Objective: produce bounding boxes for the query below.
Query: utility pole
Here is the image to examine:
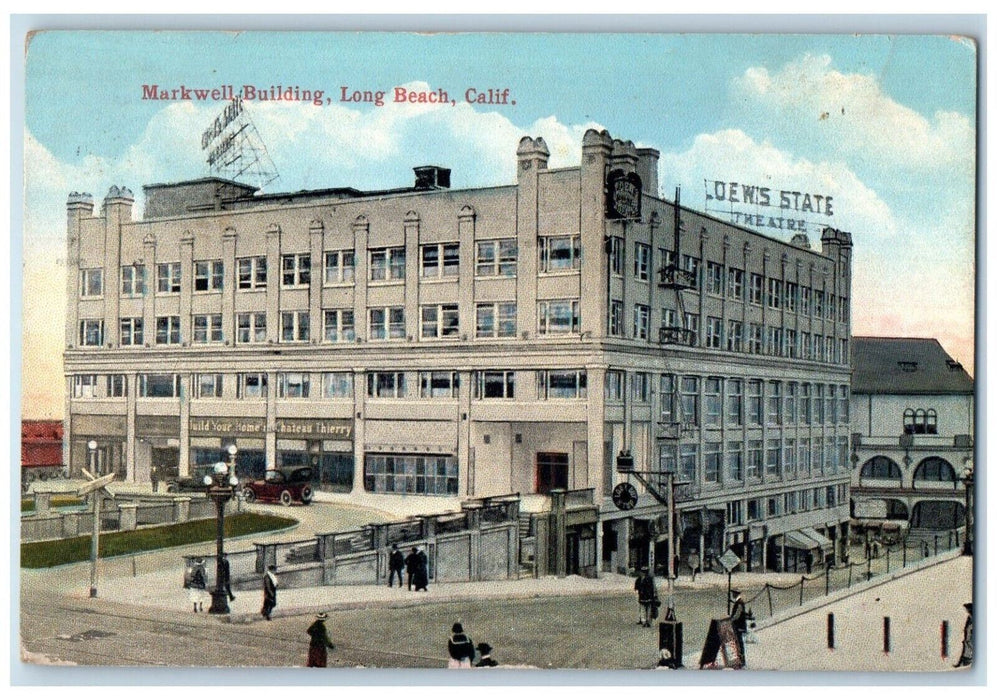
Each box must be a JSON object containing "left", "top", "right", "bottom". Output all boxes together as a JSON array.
[{"left": 77, "top": 469, "right": 116, "bottom": 598}]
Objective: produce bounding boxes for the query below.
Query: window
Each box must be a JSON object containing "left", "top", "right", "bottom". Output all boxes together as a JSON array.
[
  {"left": 73, "top": 374, "right": 98, "bottom": 398},
  {"left": 801, "top": 383, "right": 812, "bottom": 424},
  {"left": 236, "top": 312, "right": 266, "bottom": 343},
  {"left": 237, "top": 256, "right": 267, "bottom": 289},
  {"left": 238, "top": 373, "right": 268, "bottom": 398},
  {"left": 323, "top": 309, "right": 356, "bottom": 342},
  {"left": 727, "top": 268, "right": 744, "bottom": 300},
  {"left": 840, "top": 298, "right": 849, "bottom": 323},
  {"left": 904, "top": 408, "right": 938, "bottom": 435},
  {"left": 684, "top": 313, "right": 699, "bottom": 345},
  {"left": 121, "top": 264, "right": 146, "bottom": 296},
  {"left": 748, "top": 323, "right": 763, "bottom": 354},
  {"left": 828, "top": 295, "right": 837, "bottom": 321},
  {"left": 194, "top": 260, "right": 224, "bottom": 292},
  {"left": 634, "top": 243, "right": 651, "bottom": 281},
  {"left": 705, "top": 442, "right": 722, "bottom": 482},
  {"left": 278, "top": 372, "right": 311, "bottom": 398},
  {"left": 192, "top": 314, "right": 223, "bottom": 344},
  {"left": 364, "top": 454, "right": 458, "bottom": 496},
  {"left": 705, "top": 377, "right": 722, "bottom": 427},
  {"left": 538, "top": 299, "right": 580, "bottom": 335},
  {"left": 320, "top": 372, "right": 353, "bottom": 399},
  {"left": 80, "top": 268, "right": 103, "bottom": 297},
  {"left": 660, "top": 374, "right": 676, "bottom": 422},
  {"left": 727, "top": 441, "right": 743, "bottom": 482},
  {"left": 608, "top": 237, "right": 623, "bottom": 275},
  {"left": 785, "top": 282, "right": 798, "bottom": 312},
  {"left": 727, "top": 320, "right": 743, "bottom": 352},
  {"left": 474, "top": 370, "right": 515, "bottom": 399},
  {"left": 814, "top": 384, "right": 825, "bottom": 424},
  {"left": 812, "top": 438, "right": 823, "bottom": 475},
  {"left": 800, "top": 332, "right": 811, "bottom": 360},
  {"left": 828, "top": 385, "right": 838, "bottom": 424},
  {"left": 767, "top": 278, "right": 783, "bottom": 309},
  {"left": 766, "top": 439, "right": 782, "bottom": 478},
  {"left": 785, "top": 329, "right": 797, "bottom": 358},
  {"left": 747, "top": 440, "right": 762, "bottom": 479},
  {"left": 727, "top": 500, "right": 744, "bottom": 525},
  {"left": 421, "top": 243, "right": 460, "bottom": 278},
  {"left": 800, "top": 287, "right": 811, "bottom": 315},
  {"left": 281, "top": 311, "right": 310, "bottom": 342},
  {"left": 369, "top": 307, "right": 406, "bottom": 341},
  {"left": 840, "top": 338, "right": 849, "bottom": 364},
  {"left": 281, "top": 253, "right": 311, "bottom": 287},
  {"left": 538, "top": 234, "right": 581, "bottom": 272},
  {"left": 680, "top": 376, "right": 699, "bottom": 424},
  {"left": 814, "top": 290, "right": 824, "bottom": 317},
  {"left": 157, "top": 262, "right": 181, "bottom": 294},
  {"left": 633, "top": 304, "right": 650, "bottom": 340},
  {"left": 681, "top": 255, "right": 701, "bottom": 288},
  {"left": 747, "top": 499, "right": 761, "bottom": 521},
  {"left": 605, "top": 370, "right": 624, "bottom": 402},
  {"left": 825, "top": 336, "right": 836, "bottom": 364},
  {"left": 767, "top": 381, "right": 782, "bottom": 425},
  {"left": 705, "top": 316, "right": 722, "bottom": 349},
  {"left": 785, "top": 383, "right": 798, "bottom": 424},
  {"left": 679, "top": 444, "right": 698, "bottom": 482},
  {"left": 106, "top": 375, "right": 126, "bottom": 397},
  {"left": 661, "top": 307, "right": 678, "bottom": 331},
  {"left": 155, "top": 316, "right": 181, "bottom": 345},
  {"left": 658, "top": 444, "right": 677, "bottom": 481},
  {"left": 323, "top": 250, "right": 355, "bottom": 284},
  {"left": 726, "top": 378, "right": 743, "bottom": 425},
  {"left": 476, "top": 302, "right": 516, "bottom": 338},
  {"left": 419, "top": 371, "right": 459, "bottom": 398},
  {"left": 767, "top": 326, "right": 783, "bottom": 356},
  {"left": 195, "top": 373, "right": 224, "bottom": 398},
  {"left": 367, "top": 372, "right": 406, "bottom": 398},
  {"left": 119, "top": 318, "right": 143, "bottom": 346},
  {"left": 799, "top": 438, "right": 810, "bottom": 476},
  {"left": 749, "top": 273, "right": 763, "bottom": 305},
  {"left": 632, "top": 372, "right": 650, "bottom": 403},
  {"left": 767, "top": 497, "right": 782, "bottom": 518},
  {"left": 475, "top": 239, "right": 517, "bottom": 277},
  {"left": 784, "top": 438, "right": 796, "bottom": 477},
  {"left": 369, "top": 247, "right": 406, "bottom": 282},
  {"left": 538, "top": 370, "right": 587, "bottom": 399},
  {"left": 747, "top": 380, "right": 763, "bottom": 426},
  {"left": 706, "top": 261, "right": 724, "bottom": 295},
  {"left": 840, "top": 385, "right": 850, "bottom": 423},
  {"left": 139, "top": 374, "right": 180, "bottom": 398},
  {"left": 421, "top": 304, "right": 460, "bottom": 339},
  {"left": 786, "top": 491, "right": 799, "bottom": 514},
  {"left": 609, "top": 300, "right": 624, "bottom": 336}
]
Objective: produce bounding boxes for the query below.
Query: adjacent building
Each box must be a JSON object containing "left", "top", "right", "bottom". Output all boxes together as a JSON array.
[
  {"left": 849, "top": 337, "right": 974, "bottom": 532},
  {"left": 21, "top": 419, "right": 65, "bottom": 488},
  {"left": 64, "top": 128, "right": 854, "bottom": 574}
]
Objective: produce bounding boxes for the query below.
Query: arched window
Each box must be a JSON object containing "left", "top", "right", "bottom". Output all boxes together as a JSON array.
[
  {"left": 903, "top": 408, "right": 916, "bottom": 434},
  {"left": 913, "top": 457, "right": 956, "bottom": 482},
  {"left": 860, "top": 456, "right": 902, "bottom": 479},
  {"left": 925, "top": 409, "right": 938, "bottom": 435},
  {"left": 884, "top": 499, "right": 909, "bottom": 520}
]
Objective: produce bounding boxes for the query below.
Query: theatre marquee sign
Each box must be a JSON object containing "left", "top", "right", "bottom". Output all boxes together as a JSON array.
[{"left": 704, "top": 179, "right": 836, "bottom": 233}]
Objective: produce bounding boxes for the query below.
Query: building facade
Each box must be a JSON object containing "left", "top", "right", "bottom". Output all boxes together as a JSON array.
[
  {"left": 64, "top": 129, "right": 853, "bottom": 574},
  {"left": 21, "top": 419, "right": 65, "bottom": 489},
  {"left": 849, "top": 337, "right": 974, "bottom": 532}
]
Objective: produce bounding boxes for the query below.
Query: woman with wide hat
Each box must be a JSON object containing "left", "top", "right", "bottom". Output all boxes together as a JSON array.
[{"left": 306, "top": 612, "right": 336, "bottom": 668}]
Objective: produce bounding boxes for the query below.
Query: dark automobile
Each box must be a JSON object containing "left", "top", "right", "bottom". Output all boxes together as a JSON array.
[
  {"left": 165, "top": 465, "right": 213, "bottom": 493},
  {"left": 242, "top": 467, "right": 314, "bottom": 505}
]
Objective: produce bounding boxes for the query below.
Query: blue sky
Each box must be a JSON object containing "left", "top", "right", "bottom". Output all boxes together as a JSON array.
[{"left": 21, "top": 30, "right": 978, "bottom": 417}]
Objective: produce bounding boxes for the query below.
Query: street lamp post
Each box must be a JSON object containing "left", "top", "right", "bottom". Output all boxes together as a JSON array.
[
  {"left": 205, "top": 461, "right": 240, "bottom": 614},
  {"left": 87, "top": 439, "right": 98, "bottom": 476},
  {"left": 961, "top": 464, "right": 974, "bottom": 556}
]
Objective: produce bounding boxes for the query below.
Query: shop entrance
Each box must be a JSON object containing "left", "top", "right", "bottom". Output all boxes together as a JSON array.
[{"left": 536, "top": 452, "right": 569, "bottom": 494}]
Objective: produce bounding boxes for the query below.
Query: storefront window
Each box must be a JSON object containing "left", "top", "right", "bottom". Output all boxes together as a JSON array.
[{"left": 364, "top": 454, "right": 458, "bottom": 495}]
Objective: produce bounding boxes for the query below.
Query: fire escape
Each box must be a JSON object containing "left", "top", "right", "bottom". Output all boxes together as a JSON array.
[{"left": 657, "top": 187, "right": 697, "bottom": 347}]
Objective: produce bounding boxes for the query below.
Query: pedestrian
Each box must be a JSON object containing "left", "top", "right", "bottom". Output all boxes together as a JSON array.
[
  {"left": 474, "top": 642, "right": 498, "bottom": 667},
  {"left": 634, "top": 566, "right": 657, "bottom": 627},
  {"left": 954, "top": 602, "right": 973, "bottom": 668},
  {"left": 405, "top": 547, "right": 420, "bottom": 591},
  {"left": 150, "top": 466, "right": 159, "bottom": 493},
  {"left": 922, "top": 541, "right": 930, "bottom": 558},
  {"left": 729, "top": 589, "right": 748, "bottom": 663},
  {"left": 688, "top": 551, "right": 700, "bottom": 581},
  {"left": 261, "top": 565, "right": 278, "bottom": 620},
  {"left": 218, "top": 554, "right": 235, "bottom": 602},
  {"left": 306, "top": 612, "right": 336, "bottom": 667},
  {"left": 414, "top": 547, "right": 430, "bottom": 592},
  {"left": 186, "top": 558, "right": 207, "bottom": 613},
  {"left": 447, "top": 622, "right": 474, "bottom": 668},
  {"left": 388, "top": 543, "right": 405, "bottom": 588}
]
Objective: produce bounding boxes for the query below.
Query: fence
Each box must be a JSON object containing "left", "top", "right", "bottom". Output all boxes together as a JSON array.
[{"left": 744, "top": 529, "right": 964, "bottom": 621}]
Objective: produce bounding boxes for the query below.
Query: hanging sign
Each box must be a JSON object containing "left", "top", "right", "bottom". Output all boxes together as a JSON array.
[{"left": 606, "top": 170, "right": 642, "bottom": 220}]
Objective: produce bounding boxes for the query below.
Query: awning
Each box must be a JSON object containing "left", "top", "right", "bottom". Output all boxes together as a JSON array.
[
  {"left": 783, "top": 527, "right": 832, "bottom": 551},
  {"left": 800, "top": 527, "right": 833, "bottom": 549}
]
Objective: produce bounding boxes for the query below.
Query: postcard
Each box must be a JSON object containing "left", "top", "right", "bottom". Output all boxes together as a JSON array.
[{"left": 17, "top": 25, "right": 978, "bottom": 679}]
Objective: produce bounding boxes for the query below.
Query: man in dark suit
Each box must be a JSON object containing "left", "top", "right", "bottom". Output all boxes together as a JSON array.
[
  {"left": 404, "top": 547, "right": 420, "bottom": 591},
  {"left": 388, "top": 543, "right": 405, "bottom": 588}
]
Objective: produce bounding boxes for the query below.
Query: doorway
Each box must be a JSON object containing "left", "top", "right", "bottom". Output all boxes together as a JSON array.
[{"left": 536, "top": 452, "right": 569, "bottom": 494}]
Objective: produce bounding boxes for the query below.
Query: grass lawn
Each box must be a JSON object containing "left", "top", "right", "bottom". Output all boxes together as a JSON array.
[
  {"left": 21, "top": 496, "right": 84, "bottom": 513},
  {"left": 21, "top": 512, "right": 297, "bottom": 568}
]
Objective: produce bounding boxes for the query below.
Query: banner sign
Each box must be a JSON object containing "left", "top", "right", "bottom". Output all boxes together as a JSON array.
[{"left": 704, "top": 179, "right": 836, "bottom": 234}]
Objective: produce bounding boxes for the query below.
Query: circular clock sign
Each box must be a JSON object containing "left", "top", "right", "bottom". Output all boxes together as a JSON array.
[{"left": 612, "top": 482, "right": 639, "bottom": 511}]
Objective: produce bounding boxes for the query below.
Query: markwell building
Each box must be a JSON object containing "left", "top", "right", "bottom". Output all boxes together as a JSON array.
[{"left": 64, "top": 129, "right": 853, "bottom": 574}]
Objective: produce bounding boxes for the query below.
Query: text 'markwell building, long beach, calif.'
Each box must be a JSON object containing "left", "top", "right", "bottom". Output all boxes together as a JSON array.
[{"left": 63, "top": 128, "right": 854, "bottom": 575}]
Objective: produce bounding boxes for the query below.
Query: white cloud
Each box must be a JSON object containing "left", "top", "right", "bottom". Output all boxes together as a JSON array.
[{"left": 731, "top": 53, "right": 975, "bottom": 173}]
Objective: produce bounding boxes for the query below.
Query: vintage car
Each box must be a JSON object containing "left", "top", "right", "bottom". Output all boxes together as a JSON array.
[
  {"left": 242, "top": 467, "right": 314, "bottom": 505},
  {"left": 165, "top": 465, "right": 213, "bottom": 493}
]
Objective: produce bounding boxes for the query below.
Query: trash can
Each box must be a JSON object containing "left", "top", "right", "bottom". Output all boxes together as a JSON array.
[{"left": 658, "top": 619, "right": 683, "bottom": 668}]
